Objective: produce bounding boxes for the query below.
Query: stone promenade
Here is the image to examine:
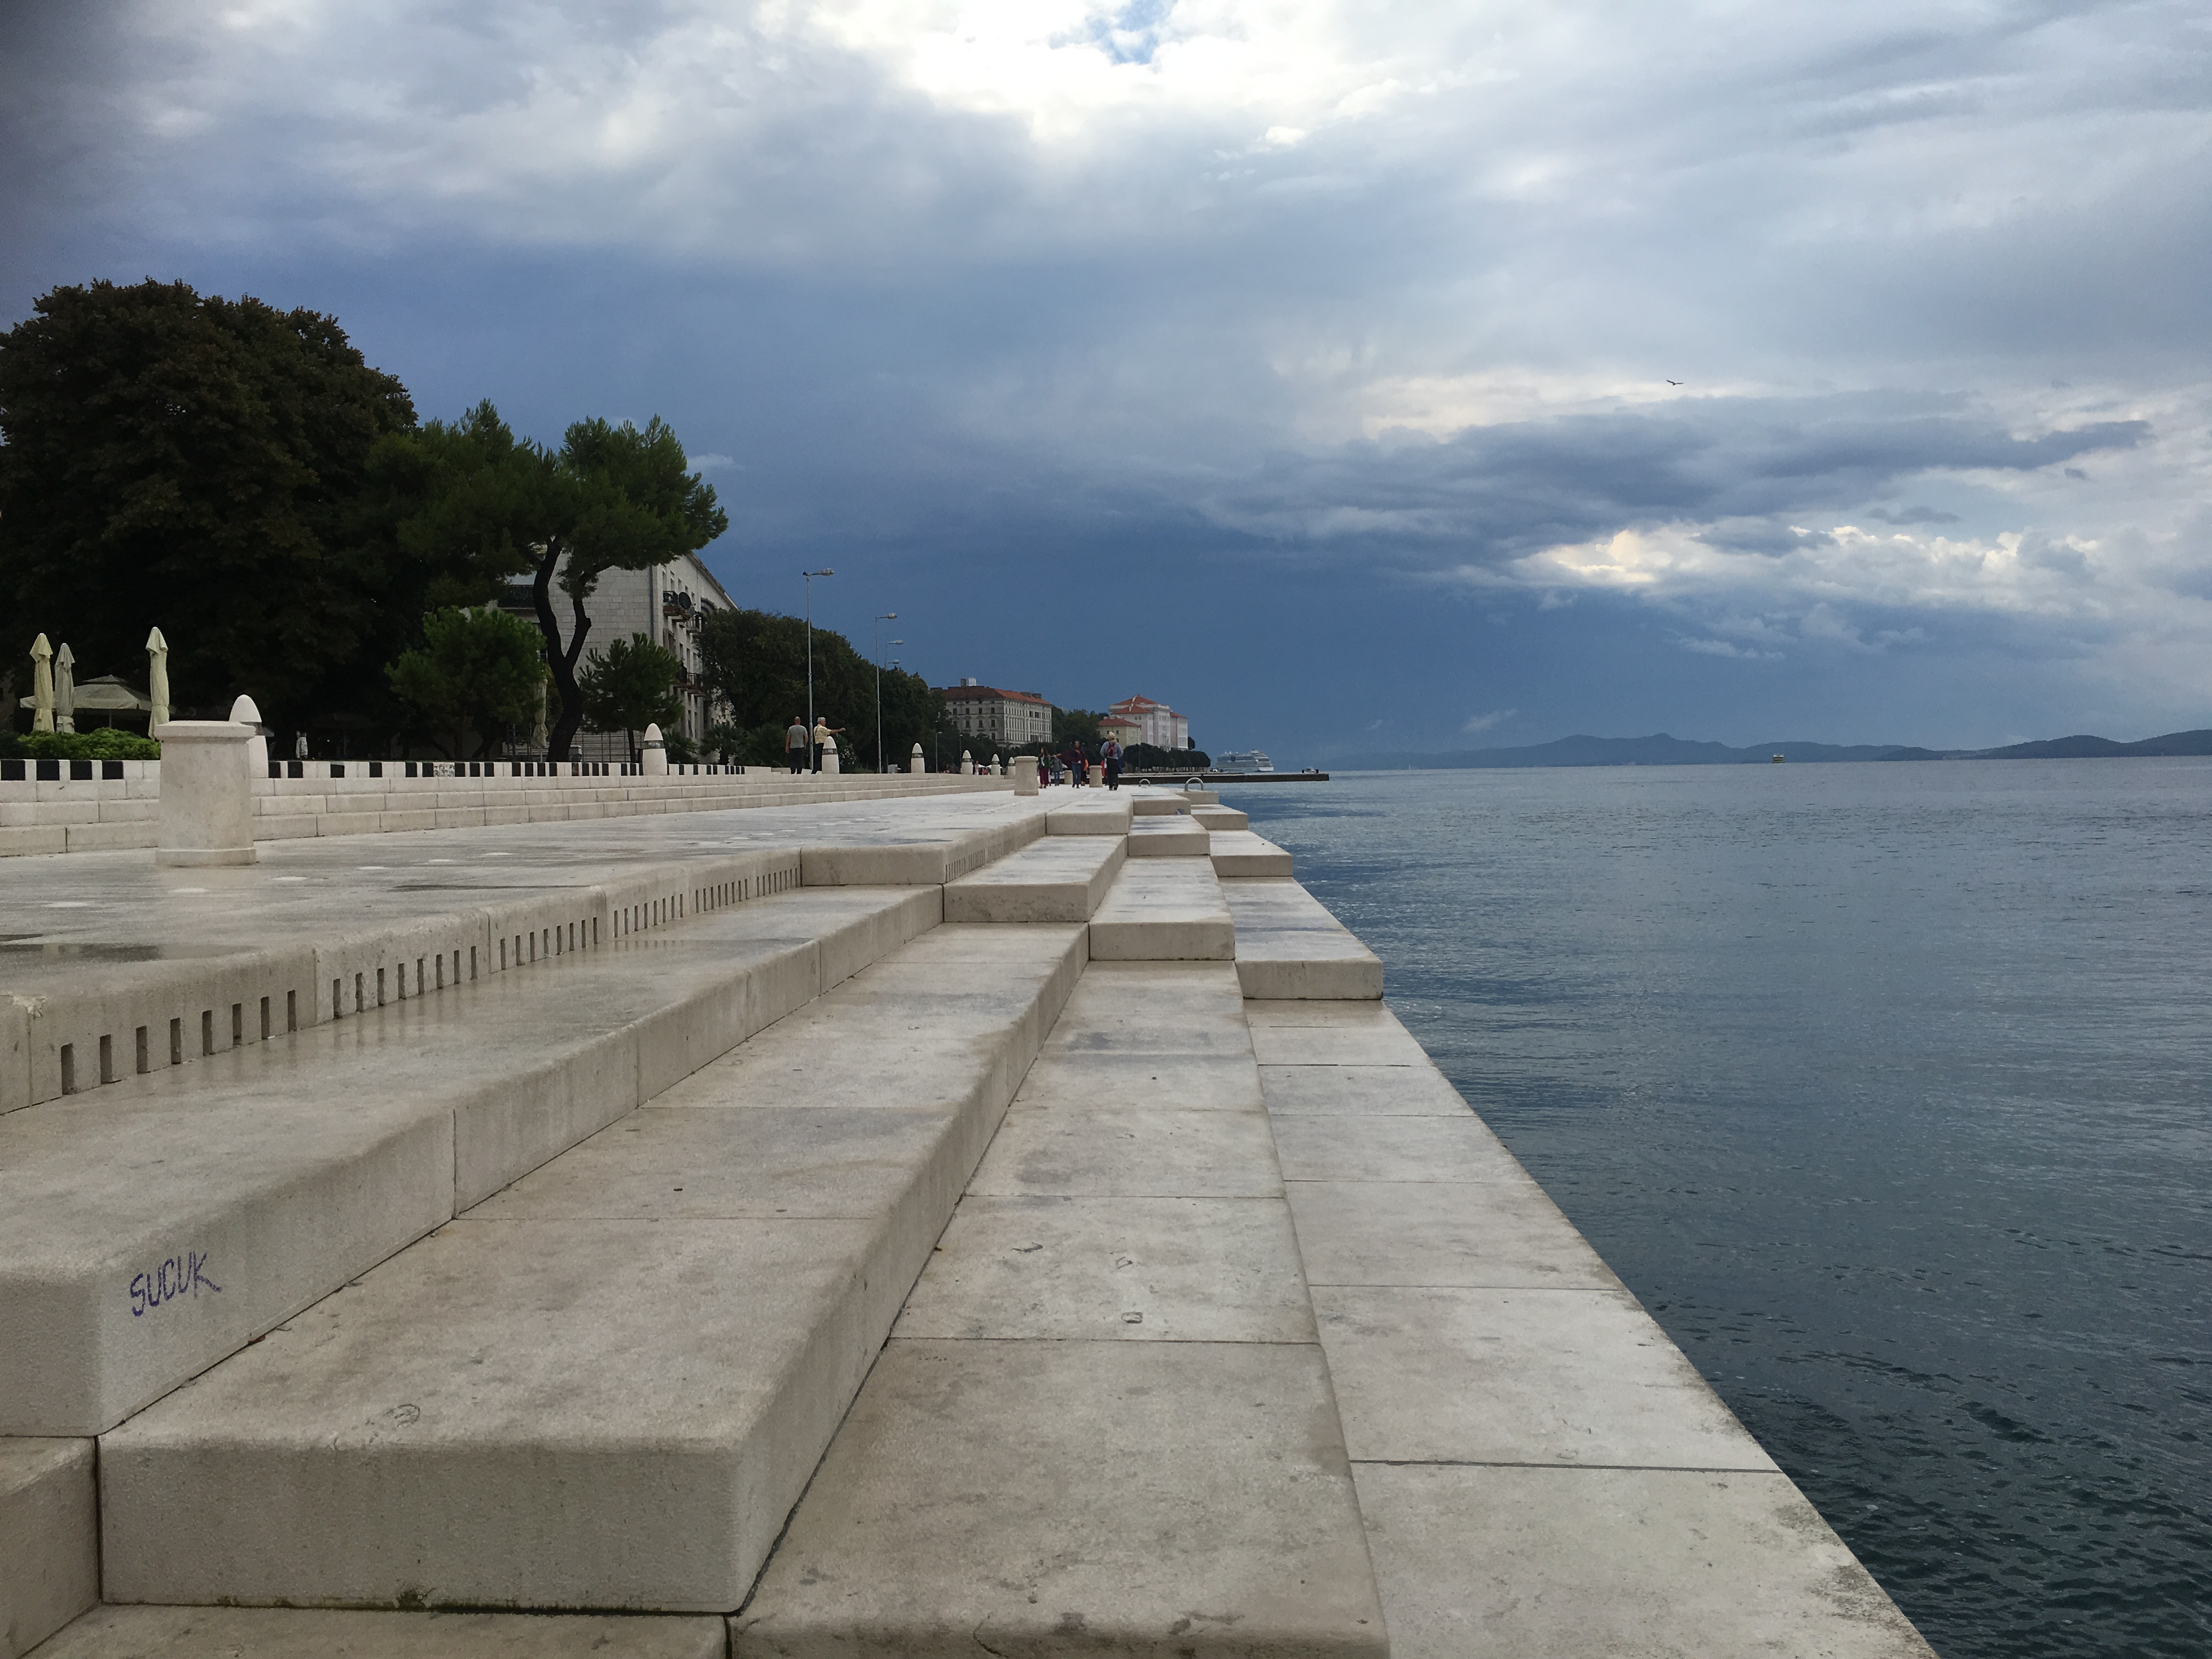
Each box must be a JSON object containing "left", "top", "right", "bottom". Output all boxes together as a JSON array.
[{"left": 1, "top": 787, "right": 1933, "bottom": 1659}]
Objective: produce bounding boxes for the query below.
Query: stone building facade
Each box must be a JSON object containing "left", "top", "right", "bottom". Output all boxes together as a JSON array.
[
  {"left": 939, "top": 679, "right": 1054, "bottom": 751},
  {"left": 1107, "top": 693, "right": 1189, "bottom": 752},
  {"left": 502, "top": 551, "right": 738, "bottom": 761}
]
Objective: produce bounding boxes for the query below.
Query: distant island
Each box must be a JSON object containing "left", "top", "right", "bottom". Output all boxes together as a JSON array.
[{"left": 1364, "top": 729, "right": 2212, "bottom": 769}]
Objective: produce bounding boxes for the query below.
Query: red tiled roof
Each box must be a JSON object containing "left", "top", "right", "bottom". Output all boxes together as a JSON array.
[{"left": 939, "top": 685, "right": 1050, "bottom": 706}]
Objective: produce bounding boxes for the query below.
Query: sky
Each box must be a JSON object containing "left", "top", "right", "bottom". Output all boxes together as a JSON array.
[{"left": 4, "top": 0, "right": 2210, "bottom": 761}]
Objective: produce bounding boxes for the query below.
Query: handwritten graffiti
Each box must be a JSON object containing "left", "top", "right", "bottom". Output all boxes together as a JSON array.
[{"left": 130, "top": 1250, "right": 222, "bottom": 1317}]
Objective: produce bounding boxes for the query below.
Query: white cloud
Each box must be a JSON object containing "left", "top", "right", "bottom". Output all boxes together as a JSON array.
[{"left": 1461, "top": 707, "right": 1515, "bottom": 734}]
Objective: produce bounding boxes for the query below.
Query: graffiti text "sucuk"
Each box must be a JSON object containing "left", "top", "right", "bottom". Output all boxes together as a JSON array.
[{"left": 131, "top": 1251, "right": 222, "bottom": 1317}]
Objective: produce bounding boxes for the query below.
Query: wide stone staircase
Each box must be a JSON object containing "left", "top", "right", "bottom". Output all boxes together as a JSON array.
[
  {"left": 5, "top": 784, "right": 1929, "bottom": 1659},
  {"left": 3, "top": 787, "right": 1365, "bottom": 1657}
]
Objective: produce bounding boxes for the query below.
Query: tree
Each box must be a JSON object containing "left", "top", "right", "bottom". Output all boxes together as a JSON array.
[
  {"left": 378, "top": 403, "right": 726, "bottom": 760},
  {"left": 1052, "top": 707, "right": 1104, "bottom": 750},
  {"left": 385, "top": 606, "right": 546, "bottom": 760},
  {"left": 0, "top": 279, "right": 418, "bottom": 727},
  {"left": 697, "top": 607, "right": 949, "bottom": 772},
  {"left": 578, "top": 633, "right": 682, "bottom": 763}
]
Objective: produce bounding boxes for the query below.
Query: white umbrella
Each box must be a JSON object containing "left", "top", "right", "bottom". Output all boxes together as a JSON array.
[
  {"left": 147, "top": 628, "right": 170, "bottom": 729},
  {"left": 53, "top": 642, "right": 75, "bottom": 735},
  {"left": 30, "top": 634, "right": 53, "bottom": 733}
]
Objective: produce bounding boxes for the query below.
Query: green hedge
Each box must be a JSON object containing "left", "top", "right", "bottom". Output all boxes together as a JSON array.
[{"left": 0, "top": 729, "right": 162, "bottom": 761}]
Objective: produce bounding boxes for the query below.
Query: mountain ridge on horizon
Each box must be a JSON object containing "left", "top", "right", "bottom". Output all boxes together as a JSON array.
[{"left": 1362, "top": 729, "right": 2212, "bottom": 769}]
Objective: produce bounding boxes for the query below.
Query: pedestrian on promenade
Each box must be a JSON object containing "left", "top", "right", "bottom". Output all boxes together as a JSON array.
[
  {"left": 785, "top": 716, "right": 809, "bottom": 774},
  {"left": 811, "top": 717, "right": 843, "bottom": 773},
  {"left": 1101, "top": 736, "right": 1122, "bottom": 790}
]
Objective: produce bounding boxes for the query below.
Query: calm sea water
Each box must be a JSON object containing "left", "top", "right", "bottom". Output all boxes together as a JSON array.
[{"left": 1226, "top": 763, "right": 2212, "bottom": 1659}]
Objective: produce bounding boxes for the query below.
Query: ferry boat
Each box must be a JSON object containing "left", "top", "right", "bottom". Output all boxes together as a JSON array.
[{"left": 1215, "top": 749, "right": 1275, "bottom": 772}]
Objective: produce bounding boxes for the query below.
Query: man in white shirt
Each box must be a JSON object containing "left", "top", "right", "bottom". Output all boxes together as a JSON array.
[{"left": 810, "top": 718, "right": 843, "bottom": 773}]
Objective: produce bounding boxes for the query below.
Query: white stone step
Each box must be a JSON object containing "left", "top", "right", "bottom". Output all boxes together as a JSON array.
[
  {"left": 98, "top": 926, "right": 1089, "bottom": 1613},
  {"left": 1, "top": 793, "right": 1052, "bottom": 1115},
  {"left": 1124, "top": 815, "right": 1209, "bottom": 856},
  {"left": 0, "top": 888, "right": 939, "bottom": 1437},
  {"left": 1189, "top": 804, "right": 1249, "bottom": 831},
  {"left": 941, "top": 835, "right": 1126, "bottom": 923},
  {"left": 1210, "top": 828, "right": 1293, "bottom": 877},
  {"left": 1087, "top": 858, "right": 1235, "bottom": 961},
  {"left": 1251, "top": 1000, "right": 1938, "bottom": 1658},
  {"left": 1043, "top": 798, "right": 1131, "bottom": 835},
  {"left": 0, "top": 1438, "right": 96, "bottom": 1659},
  {"left": 1222, "top": 878, "right": 1383, "bottom": 1000},
  {"left": 736, "top": 963, "right": 1385, "bottom": 1659},
  {"left": 27, "top": 1606, "right": 724, "bottom": 1658},
  {"left": 1126, "top": 789, "right": 1191, "bottom": 816}
]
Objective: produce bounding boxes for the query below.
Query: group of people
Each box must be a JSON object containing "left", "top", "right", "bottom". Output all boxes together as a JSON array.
[
  {"left": 784, "top": 715, "right": 841, "bottom": 773},
  {"left": 1045, "top": 736, "right": 1123, "bottom": 789},
  {"left": 782, "top": 718, "right": 1127, "bottom": 786}
]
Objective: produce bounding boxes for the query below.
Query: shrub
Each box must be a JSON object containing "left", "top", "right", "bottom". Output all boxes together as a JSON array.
[{"left": 0, "top": 728, "right": 162, "bottom": 760}]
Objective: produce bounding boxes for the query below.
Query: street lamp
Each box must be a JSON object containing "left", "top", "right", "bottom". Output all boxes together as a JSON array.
[
  {"left": 802, "top": 568, "right": 834, "bottom": 761},
  {"left": 874, "top": 614, "right": 898, "bottom": 773}
]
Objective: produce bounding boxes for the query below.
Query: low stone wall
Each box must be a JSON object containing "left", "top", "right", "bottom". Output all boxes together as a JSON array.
[{"left": 0, "top": 759, "right": 1007, "bottom": 856}]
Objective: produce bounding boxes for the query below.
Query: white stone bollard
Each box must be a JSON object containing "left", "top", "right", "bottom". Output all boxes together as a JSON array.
[
  {"left": 910, "top": 743, "right": 926, "bottom": 775},
  {"left": 156, "top": 720, "right": 259, "bottom": 866},
  {"left": 642, "top": 723, "right": 669, "bottom": 775},
  {"left": 960, "top": 750, "right": 973, "bottom": 775},
  {"left": 1012, "top": 755, "right": 1039, "bottom": 796},
  {"left": 822, "top": 735, "right": 841, "bottom": 775},
  {"left": 229, "top": 695, "right": 268, "bottom": 777}
]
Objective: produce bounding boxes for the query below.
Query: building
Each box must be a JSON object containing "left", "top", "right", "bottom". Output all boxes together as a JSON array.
[
  {"left": 501, "top": 551, "right": 738, "bottom": 760},
  {"left": 939, "top": 679, "right": 1053, "bottom": 751},
  {"left": 1107, "top": 694, "right": 1189, "bottom": 752}
]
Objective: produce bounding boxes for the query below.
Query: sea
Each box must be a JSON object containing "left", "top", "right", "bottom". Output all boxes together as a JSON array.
[{"left": 1224, "top": 761, "right": 2211, "bottom": 1659}]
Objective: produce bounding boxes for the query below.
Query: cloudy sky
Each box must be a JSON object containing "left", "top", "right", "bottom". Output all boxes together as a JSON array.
[{"left": 5, "top": 0, "right": 2209, "bottom": 759}]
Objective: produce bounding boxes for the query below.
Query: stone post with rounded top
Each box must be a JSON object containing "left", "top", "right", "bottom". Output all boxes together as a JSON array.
[
  {"left": 909, "top": 743, "right": 925, "bottom": 775},
  {"left": 642, "top": 723, "right": 668, "bottom": 775}
]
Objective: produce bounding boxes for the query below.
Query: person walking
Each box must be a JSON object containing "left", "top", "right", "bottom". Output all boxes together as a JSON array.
[
  {"left": 1102, "top": 735, "right": 1122, "bottom": 790},
  {"left": 811, "top": 716, "right": 843, "bottom": 774},
  {"left": 785, "top": 715, "right": 809, "bottom": 774}
]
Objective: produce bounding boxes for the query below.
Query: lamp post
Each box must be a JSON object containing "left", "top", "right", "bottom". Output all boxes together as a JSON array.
[
  {"left": 874, "top": 613, "right": 898, "bottom": 773},
  {"left": 802, "top": 568, "right": 834, "bottom": 752}
]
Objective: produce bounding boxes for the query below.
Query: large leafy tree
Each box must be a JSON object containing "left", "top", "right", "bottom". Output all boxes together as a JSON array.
[
  {"left": 0, "top": 279, "right": 418, "bottom": 725},
  {"left": 696, "top": 606, "right": 953, "bottom": 771},
  {"left": 385, "top": 606, "right": 546, "bottom": 760},
  {"left": 378, "top": 402, "right": 725, "bottom": 760}
]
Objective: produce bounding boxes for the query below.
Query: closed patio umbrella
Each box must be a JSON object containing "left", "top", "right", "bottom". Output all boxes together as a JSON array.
[
  {"left": 147, "top": 628, "right": 170, "bottom": 729},
  {"left": 30, "top": 634, "right": 53, "bottom": 733},
  {"left": 54, "top": 642, "right": 75, "bottom": 734}
]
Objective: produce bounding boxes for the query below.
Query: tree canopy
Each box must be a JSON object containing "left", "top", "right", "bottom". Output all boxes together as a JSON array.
[
  {"left": 376, "top": 402, "right": 725, "bottom": 759},
  {"left": 0, "top": 279, "right": 420, "bottom": 727},
  {"left": 696, "top": 607, "right": 956, "bottom": 771},
  {"left": 578, "top": 632, "right": 682, "bottom": 761},
  {"left": 385, "top": 606, "right": 546, "bottom": 760}
]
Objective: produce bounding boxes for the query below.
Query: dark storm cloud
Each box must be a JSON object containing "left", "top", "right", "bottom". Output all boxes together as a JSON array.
[{"left": 1193, "top": 396, "right": 2150, "bottom": 567}]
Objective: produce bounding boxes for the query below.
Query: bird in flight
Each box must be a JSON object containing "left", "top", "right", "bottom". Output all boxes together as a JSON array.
[{"left": 1665, "top": 379, "right": 1683, "bottom": 386}]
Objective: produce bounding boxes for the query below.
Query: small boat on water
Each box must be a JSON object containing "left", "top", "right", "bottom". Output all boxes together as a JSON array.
[{"left": 1771, "top": 753, "right": 1786, "bottom": 763}]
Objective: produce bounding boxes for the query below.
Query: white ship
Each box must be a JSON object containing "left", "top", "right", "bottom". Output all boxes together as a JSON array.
[{"left": 1215, "top": 749, "right": 1274, "bottom": 772}]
